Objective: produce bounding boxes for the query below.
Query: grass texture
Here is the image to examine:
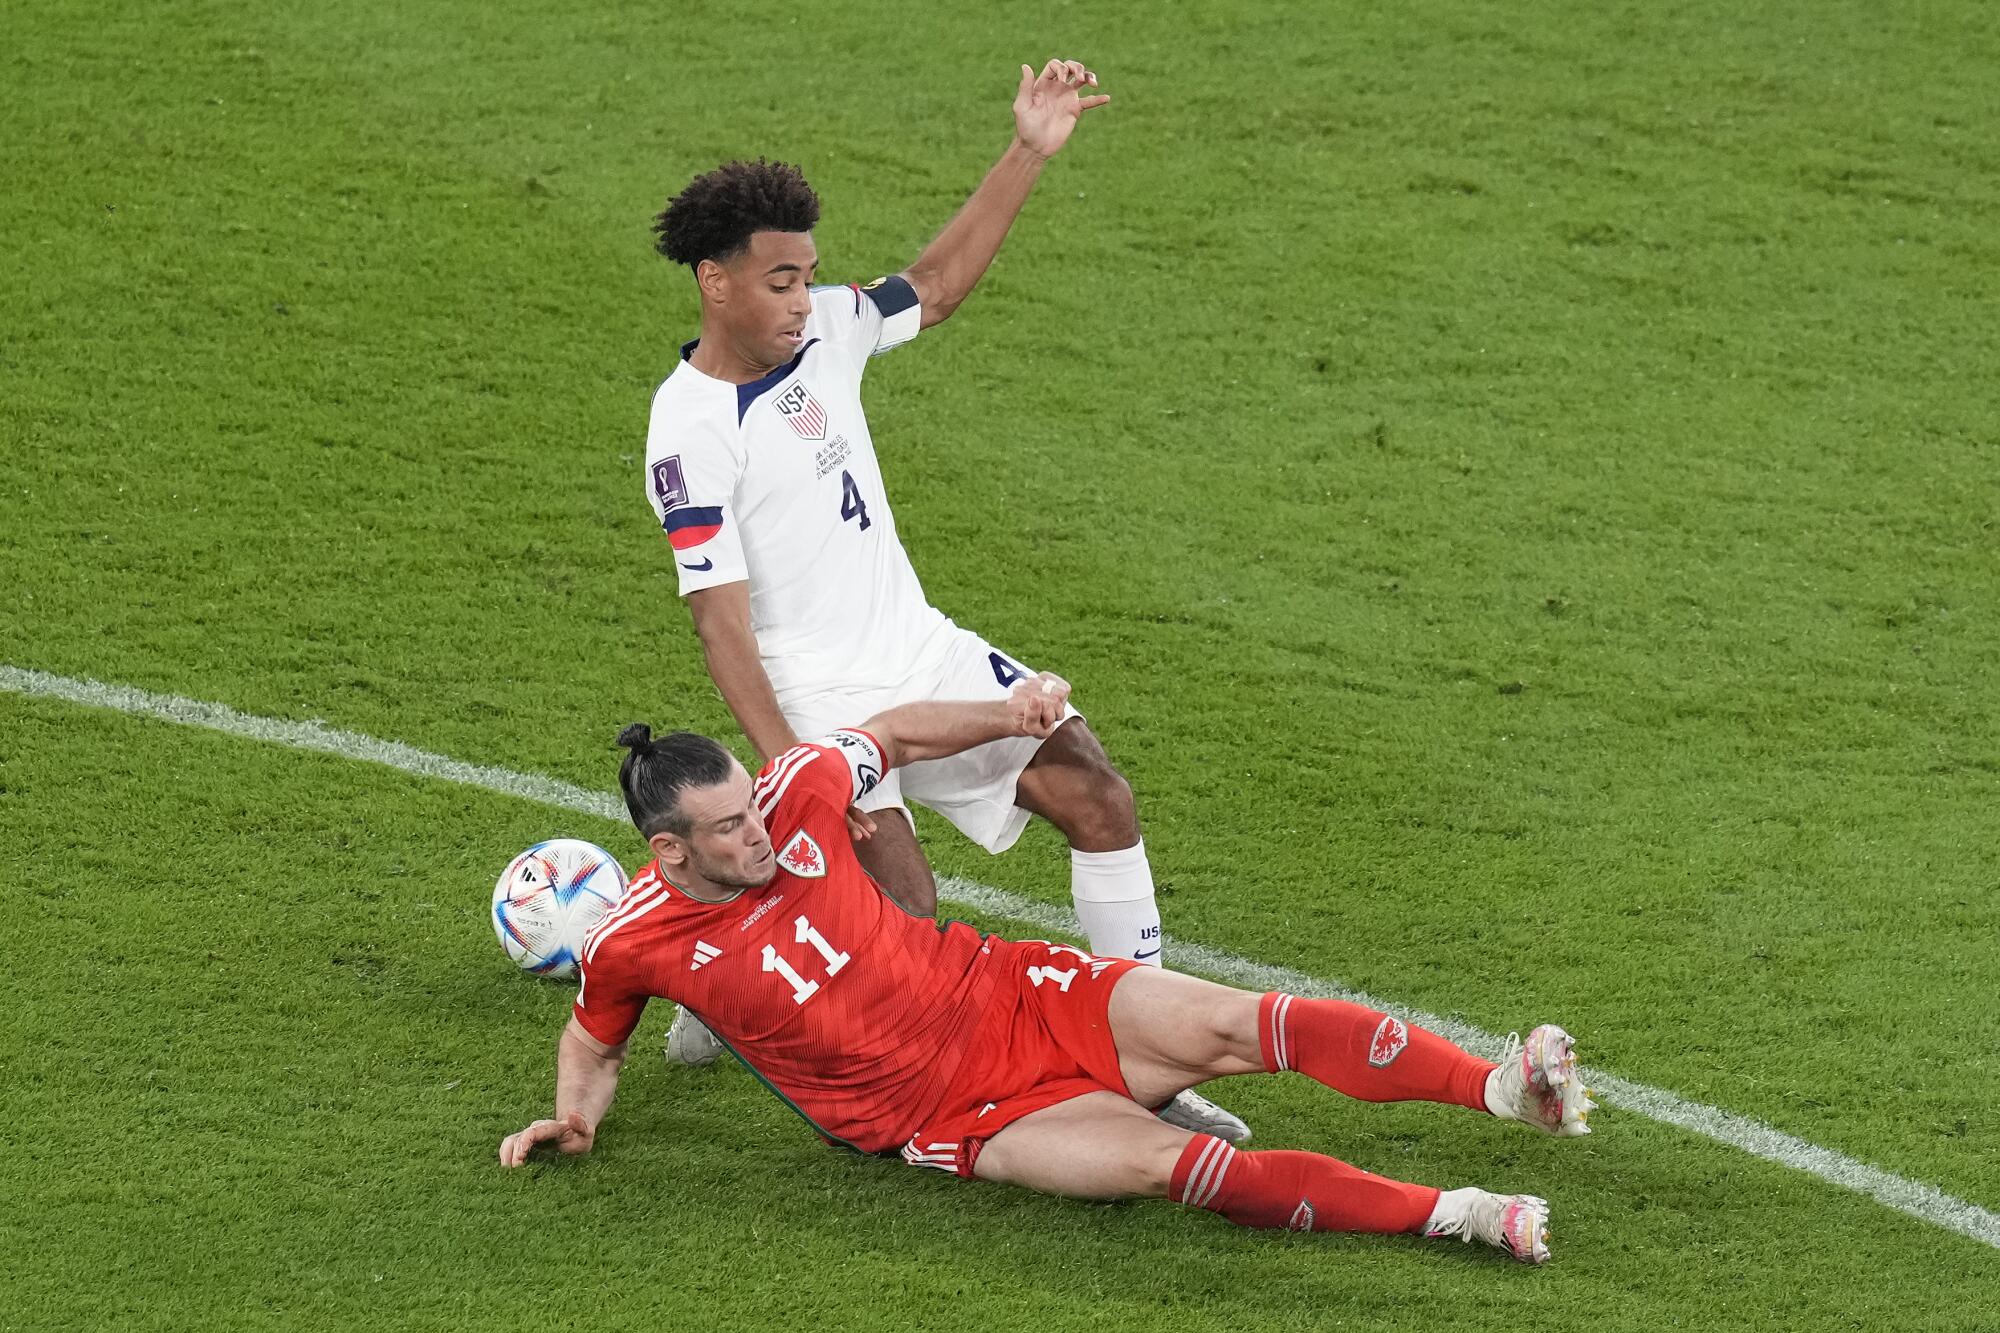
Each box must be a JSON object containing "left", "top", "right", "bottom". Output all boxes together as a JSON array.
[{"left": 5, "top": 1, "right": 1998, "bottom": 1328}]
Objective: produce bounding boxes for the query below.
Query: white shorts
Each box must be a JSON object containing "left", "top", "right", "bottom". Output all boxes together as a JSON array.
[{"left": 778, "top": 628, "right": 1081, "bottom": 854}]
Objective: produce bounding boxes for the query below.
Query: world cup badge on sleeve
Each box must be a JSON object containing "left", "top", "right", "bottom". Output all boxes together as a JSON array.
[{"left": 651, "top": 455, "right": 689, "bottom": 510}]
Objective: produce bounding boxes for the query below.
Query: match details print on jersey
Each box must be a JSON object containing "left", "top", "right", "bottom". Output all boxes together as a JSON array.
[{"left": 640, "top": 277, "right": 944, "bottom": 702}]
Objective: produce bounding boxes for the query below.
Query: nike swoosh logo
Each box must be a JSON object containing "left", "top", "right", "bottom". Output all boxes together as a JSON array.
[
  {"left": 1134, "top": 948, "right": 1162, "bottom": 960},
  {"left": 679, "top": 558, "right": 714, "bottom": 572}
]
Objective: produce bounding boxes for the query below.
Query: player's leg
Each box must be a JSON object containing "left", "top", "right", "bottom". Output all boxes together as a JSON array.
[
  {"left": 1013, "top": 717, "right": 1137, "bottom": 851},
  {"left": 971, "top": 1091, "right": 1188, "bottom": 1199},
  {"left": 1012, "top": 718, "right": 1164, "bottom": 967},
  {"left": 900, "top": 635, "right": 1160, "bottom": 966},
  {"left": 893, "top": 637, "right": 1248, "bottom": 1141},
  {"left": 971, "top": 1090, "right": 1550, "bottom": 1260},
  {"left": 850, "top": 806, "right": 937, "bottom": 916},
  {"left": 1103, "top": 966, "right": 1594, "bottom": 1137},
  {"left": 1004, "top": 722, "right": 1249, "bottom": 1141}
]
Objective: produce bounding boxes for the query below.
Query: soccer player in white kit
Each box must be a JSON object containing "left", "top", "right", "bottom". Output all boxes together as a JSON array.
[{"left": 641, "top": 60, "right": 1245, "bottom": 1140}]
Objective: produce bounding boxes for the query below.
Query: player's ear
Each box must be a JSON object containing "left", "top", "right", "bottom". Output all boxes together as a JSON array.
[
  {"left": 695, "top": 257, "right": 727, "bottom": 305},
  {"left": 649, "top": 830, "right": 687, "bottom": 866}
]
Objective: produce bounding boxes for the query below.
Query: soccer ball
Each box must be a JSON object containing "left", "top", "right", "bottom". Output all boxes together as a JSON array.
[{"left": 491, "top": 839, "right": 628, "bottom": 979}]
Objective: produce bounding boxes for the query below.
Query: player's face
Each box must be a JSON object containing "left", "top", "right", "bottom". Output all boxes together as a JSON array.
[
  {"left": 673, "top": 764, "right": 777, "bottom": 893},
  {"left": 717, "top": 230, "right": 817, "bottom": 371}
]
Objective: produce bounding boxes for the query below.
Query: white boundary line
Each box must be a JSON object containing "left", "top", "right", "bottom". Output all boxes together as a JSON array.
[{"left": 6, "top": 662, "right": 1996, "bottom": 1251}]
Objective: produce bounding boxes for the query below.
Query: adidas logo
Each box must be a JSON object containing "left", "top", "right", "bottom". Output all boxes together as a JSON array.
[{"left": 691, "top": 940, "right": 722, "bottom": 971}]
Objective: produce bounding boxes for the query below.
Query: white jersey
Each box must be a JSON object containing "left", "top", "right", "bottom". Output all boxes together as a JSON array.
[{"left": 643, "top": 277, "right": 956, "bottom": 703}]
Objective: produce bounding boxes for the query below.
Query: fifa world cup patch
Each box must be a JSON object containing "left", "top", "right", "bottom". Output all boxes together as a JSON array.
[
  {"left": 777, "top": 830, "right": 826, "bottom": 878},
  {"left": 1368, "top": 1016, "right": 1409, "bottom": 1068},
  {"left": 650, "top": 455, "right": 689, "bottom": 510}
]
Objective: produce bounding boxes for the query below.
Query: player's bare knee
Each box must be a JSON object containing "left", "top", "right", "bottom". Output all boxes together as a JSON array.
[
  {"left": 1127, "top": 1142, "right": 1180, "bottom": 1199},
  {"left": 1090, "top": 766, "right": 1138, "bottom": 834},
  {"left": 1064, "top": 763, "right": 1138, "bottom": 849},
  {"left": 1205, "top": 989, "right": 1266, "bottom": 1071}
]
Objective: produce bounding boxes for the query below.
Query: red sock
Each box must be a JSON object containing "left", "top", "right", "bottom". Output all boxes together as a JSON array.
[
  {"left": 1169, "top": 1134, "right": 1439, "bottom": 1234},
  {"left": 1259, "top": 992, "right": 1494, "bottom": 1111}
]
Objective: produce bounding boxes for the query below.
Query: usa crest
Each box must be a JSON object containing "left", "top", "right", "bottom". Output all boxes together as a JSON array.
[
  {"left": 1368, "top": 1015, "right": 1408, "bottom": 1068},
  {"left": 777, "top": 830, "right": 826, "bottom": 878},
  {"left": 772, "top": 382, "right": 827, "bottom": 441}
]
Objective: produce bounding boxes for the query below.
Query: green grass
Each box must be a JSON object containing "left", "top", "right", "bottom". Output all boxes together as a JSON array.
[{"left": 6, "top": 0, "right": 1999, "bottom": 1328}]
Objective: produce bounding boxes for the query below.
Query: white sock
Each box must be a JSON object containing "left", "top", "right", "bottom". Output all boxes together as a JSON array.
[
  {"left": 1070, "top": 840, "right": 1163, "bottom": 965},
  {"left": 1422, "top": 1187, "right": 1481, "bottom": 1236}
]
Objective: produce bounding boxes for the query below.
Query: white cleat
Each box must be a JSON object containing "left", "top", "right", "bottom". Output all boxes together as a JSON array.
[
  {"left": 1424, "top": 1187, "right": 1552, "bottom": 1264},
  {"left": 664, "top": 1007, "right": 724, "bottom": 1067},
  {"left": 1157, "top": 1088, "right": 1251, "bottom": 1143},
  {"left": 1486, "top": 1024, "right": 1595, "bottom": 1137}
]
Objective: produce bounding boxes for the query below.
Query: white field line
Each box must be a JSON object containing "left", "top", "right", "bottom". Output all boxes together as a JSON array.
[{"left": 6, "top": 662, "right": 1997, "bottom": 1251}]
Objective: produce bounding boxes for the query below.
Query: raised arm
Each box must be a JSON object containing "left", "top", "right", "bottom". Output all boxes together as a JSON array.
[
  {"left": 862, "top": 674, "right": 1072, "bottom": 771},
  {"left": 901, "top": 59, "right": 1109, "bottom": 330},
  {"left": 497, "top": 1018, "right": 629, "bottom": 1166},
  {"left": 687, "top": 582, "right": 800, "bottom": 767}
]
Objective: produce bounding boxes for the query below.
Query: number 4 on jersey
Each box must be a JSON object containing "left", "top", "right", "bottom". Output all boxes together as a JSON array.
[
  {"left": 840, "top": 470, "right": 871, "bottom": 530},
  {"left": 989, "top": 651, "right": 1030, "bottom": 687}
]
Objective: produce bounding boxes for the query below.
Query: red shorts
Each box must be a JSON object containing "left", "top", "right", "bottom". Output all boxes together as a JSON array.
[{"left": 900, "top": 939, "right": 1140, "bottom": 1179}]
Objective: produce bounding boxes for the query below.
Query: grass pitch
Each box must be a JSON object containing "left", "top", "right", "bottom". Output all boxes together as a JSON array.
[{"left": 6, "top": 1, "right": 1998, "bottom": 1329}]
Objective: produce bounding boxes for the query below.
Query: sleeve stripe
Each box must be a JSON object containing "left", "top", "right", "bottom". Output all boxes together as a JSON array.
[
  {"left": 754, "top": 745, "right": 817, "bottom": 799},
  {"left": 756, "top": 748, "right": 821, "bottom": 817},
  {"left": 582, "top": 881, "right": 670, "bottom": 964}
]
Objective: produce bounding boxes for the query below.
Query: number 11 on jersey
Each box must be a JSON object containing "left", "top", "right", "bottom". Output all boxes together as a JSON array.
[{"left": 761, "top": 914, "right": 852, "bottom": 1005}]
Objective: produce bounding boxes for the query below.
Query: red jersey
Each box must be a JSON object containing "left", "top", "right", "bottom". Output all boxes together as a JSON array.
[{"left": 572, "top": 731, "right": 1011, "bottom": 1153}]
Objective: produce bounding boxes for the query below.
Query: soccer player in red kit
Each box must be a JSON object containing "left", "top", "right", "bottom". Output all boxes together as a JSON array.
[{"left": 499, "top": 679, "right": 1599, "bottom": 1263}]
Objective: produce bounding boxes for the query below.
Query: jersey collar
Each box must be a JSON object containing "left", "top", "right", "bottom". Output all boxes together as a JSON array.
[
  {"left": 651, "top": 855, "right": 754, "bottom": 906},
  {"left": 679, "top": 337, "right": 822, "bottom": 424}
]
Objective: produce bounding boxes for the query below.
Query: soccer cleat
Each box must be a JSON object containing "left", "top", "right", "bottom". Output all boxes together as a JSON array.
[
  {"left": 1424, "top": 1188, "right": 1552, "bottom": 1264},
  {"left": 1157, "top": 1089, "right": 1251, "bottom": 1143},
  {"left": 1486, "top": 1024, "right": 1595, "bottom": 1137},
  {"left": 663, "top": 1007, "right": 724, "bottom": 1068}
]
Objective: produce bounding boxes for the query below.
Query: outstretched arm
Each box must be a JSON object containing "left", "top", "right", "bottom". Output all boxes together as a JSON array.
[
  {"left": 902, "top": 59, "right": 1109, "bottom": 330},
  {"left": 497, "top": 1019, "right": 628, "bottom": 1166},
  {"left": 862, "top": 674, "right": 1072, "bottom": 771}
]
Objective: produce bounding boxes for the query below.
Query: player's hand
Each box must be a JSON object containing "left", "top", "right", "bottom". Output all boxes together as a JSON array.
[
  {"left": 498, "top": 1109, "right": 593, "bottom": 1167},
  {"left": 1013, "top": 59, "right": 1109, "bottom": 160},
  {"left": 1007, "top": 673, "right": 1071, "bottom": 738},
  {"left": 846, "top": 805, "right": 877, "bottom": 843}
]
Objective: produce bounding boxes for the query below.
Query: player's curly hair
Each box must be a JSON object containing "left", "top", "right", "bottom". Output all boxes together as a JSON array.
[
  {"left": 616, "top": 723, "right": 736, "bottom": 838},
  {"left": 653, "top": 159, "right": 820, "bottom": 267}
]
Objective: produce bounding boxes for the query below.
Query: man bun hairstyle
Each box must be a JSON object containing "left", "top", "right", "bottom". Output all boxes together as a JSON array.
[
  {"left": 654, "top": 158, "right": 820, "bottom": 268},
  {"left": 616, "top": 724, "right": 736, "bottom": 839}
]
